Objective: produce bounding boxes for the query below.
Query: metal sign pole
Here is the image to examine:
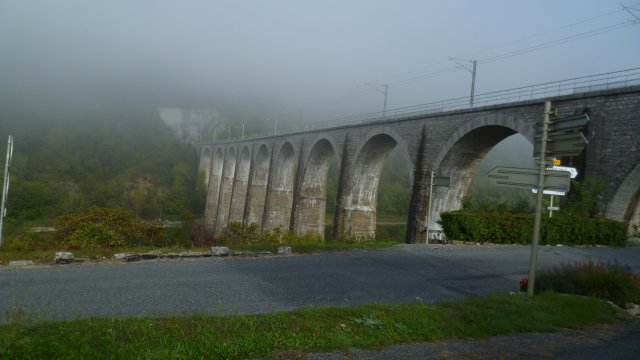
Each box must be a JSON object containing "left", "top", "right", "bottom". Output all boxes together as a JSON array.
[
  {"left": 425, "top": 170, "right": 435, "bottom": 244},
  {"left": 527, "top": 102, "right": 551, "bottom": 296},
  {"left": 0, "top": 135, "right": 14, "bottom": 249}
]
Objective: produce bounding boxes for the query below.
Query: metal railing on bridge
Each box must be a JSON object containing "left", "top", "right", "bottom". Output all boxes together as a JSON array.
[{"left": 214, "top": 67, "right": 640, "bottom": 143}]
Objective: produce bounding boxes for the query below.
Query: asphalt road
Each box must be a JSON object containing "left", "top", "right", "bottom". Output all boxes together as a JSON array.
[{"left": 1, "top": 244, "right": 639, "bottom": 322}]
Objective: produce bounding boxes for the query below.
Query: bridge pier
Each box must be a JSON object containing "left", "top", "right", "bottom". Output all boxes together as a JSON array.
[
  {"left": 244, "top": 145, "right": 270, "bottom": 227},
  {"left": 204, "top": 148, "right": 224, "bottom": 227},
  {"left": 215, "top": 148, "right": 236, "bottom": 234},
  {"left": 293, "top": 139, "right": 336, "bottom": 239},
  {"left": 335, "top": 133, "right": 400, "bottom": 241},
  {"left": 229, "top": 147, "right": 251, "bottom": 223},
  {"left": 263, "top": 142, "right": 297, "bottom": 231}
]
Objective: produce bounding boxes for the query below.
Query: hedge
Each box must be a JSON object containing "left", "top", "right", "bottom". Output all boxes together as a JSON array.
[{"left": 439, "top": 210, "right": 628, "bottom": 246}]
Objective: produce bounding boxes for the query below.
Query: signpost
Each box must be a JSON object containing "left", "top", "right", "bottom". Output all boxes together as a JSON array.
[
  {"left": 0, "top": 136, "right": 14, "bottom": 249},
  {"left": 487, "top": 103, "right": 590, "bottom": 296},
  {"left": 487, "top": 166, "right": 571, "bottom": 193},
  {"left": 433, "top": 175, "right": 451, "bottom": 188},
  {"left": 533, "top": 113, "right": 589, "bottom": 158},
  {"left": 531, "top": 165, "right": 578, "bottom": 197},
  {"left": 534, "top": 132, "right": 588, "bottom": 157}
]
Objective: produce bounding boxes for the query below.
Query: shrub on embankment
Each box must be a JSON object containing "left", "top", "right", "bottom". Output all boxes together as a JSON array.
[
  {"left": 53, "top": 207, "right": 164, "bottom": 249},
  {"left": 1, "top": 208, "right": 166, "bottom": 253},
  {"left": 439, "top": 210, "right": 627, "bottom": 246},
  {"left": 535, "top": 258, "right": 640, "bottom": 307}
]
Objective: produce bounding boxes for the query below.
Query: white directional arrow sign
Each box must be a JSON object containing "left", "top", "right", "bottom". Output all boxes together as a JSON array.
[
  {"left": 534, "top": 113, "right": 590, "bottom": 158},
  {"left": 530, "top": 165, "right": 578, "bottom": 196},
  {"left": 487, "top": 166, "right": 571, "bottom": 193},
  {"left": 548, "top": 165, "right": 578, "bottom": 179}
]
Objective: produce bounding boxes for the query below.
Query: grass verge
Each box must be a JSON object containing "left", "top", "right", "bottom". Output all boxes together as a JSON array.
[{"left": 0, "top": 292, "right": 624, "bottom": 359}]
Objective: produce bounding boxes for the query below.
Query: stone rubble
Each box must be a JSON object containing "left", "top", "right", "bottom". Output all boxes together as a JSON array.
[
  {"left": 7, "top": 246, "right": 296, "bottom": 267},
  {"left": 179, "top": 251, "right": 203, "bottom": 258},
  {"left": 54, "top": 252, "right": 75, "bottom": 264},
  {"left": 9, "top": 260, "right": 34, "bottom": 267},
  {"left": 113, "top": 253, "right": 140, "bottom": 262},
  {"left": 210, "top": 246, "right": 230, "bottom": 256},
  {"left": 140, "top": 252, "right": 159, "bottom": 260},
  {"left": 277, "top": 246, "right": 292, "bottom": 255}
]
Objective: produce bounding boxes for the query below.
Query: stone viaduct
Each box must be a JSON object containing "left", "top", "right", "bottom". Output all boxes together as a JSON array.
[{"left": 197, "top": 85, "right": 640, "bottom": 243}]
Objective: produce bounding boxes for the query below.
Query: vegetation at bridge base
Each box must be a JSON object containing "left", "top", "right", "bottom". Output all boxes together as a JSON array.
[
  {"left": 0, "top": 207, "right": 196, "bottom": 260},
  {"left": 213, "top": 222, "right": 398, "bottom": 253},
  {"left": 218, "top": 222, "right": 323, "bottom": 246},
  {"left": 0, "top": 292, "right": 623, "bottom": 359},
  {"left": 535, "top": 258, "right": 640, "bottom": 307},
  {"left": 439, "top": 210, "right": 628, "bottom": 246}
]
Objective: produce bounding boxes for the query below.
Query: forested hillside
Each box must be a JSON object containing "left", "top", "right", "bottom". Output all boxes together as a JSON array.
[{"left": 0, "top": 103, "right": 205, "bottom": 232}]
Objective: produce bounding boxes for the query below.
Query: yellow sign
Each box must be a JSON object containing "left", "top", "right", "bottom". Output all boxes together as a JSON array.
[{"left": 553, "top": 158, "right": 561, "bottom": 166}]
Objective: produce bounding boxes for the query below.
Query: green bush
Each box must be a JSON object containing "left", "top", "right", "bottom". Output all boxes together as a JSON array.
[
  {"left": 1, "top": 231, "right": 54, "bottom": 252},
  {"left": 536, "top": 258, "right": 640, "bottom": 307},
  {"left": 220, "top": 222, "right": 261, "bottom": 245},
  {"left": 439, "top": 210, "right": 627, "bottom": 246},
  {"left": 54, "top": 207, "right": 163, "bottom": 250},
  {"left": 68, "top": 223, "right": 125, "bottom": 249}
]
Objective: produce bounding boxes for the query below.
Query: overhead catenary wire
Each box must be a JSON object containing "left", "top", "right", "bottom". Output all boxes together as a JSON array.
[
  {"left": 478, "top": 21, "right": 637, "bottom": 64},
  {"left": 388, "top": 8, "right": 626, "bottom": 85},
  {"left": 301, "top": 5, "right": 638, "bottom": 121},
  {"left": 389, "top": 8, "right": 637, "bottom": 89}
]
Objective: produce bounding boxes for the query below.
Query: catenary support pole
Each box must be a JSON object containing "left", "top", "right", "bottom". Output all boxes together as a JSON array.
[
  {"left": 470, "top": 60, "right": 477, "bottom": 107},
  {"left": 383, "top": 84, "right": 388, "bottom": 117}
]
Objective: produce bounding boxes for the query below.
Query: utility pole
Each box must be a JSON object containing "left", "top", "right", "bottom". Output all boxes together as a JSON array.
[
  {"left": 241, "top": 124, "right": 245, "bottom": 140},
  {"left": 0, "top": 135, "right": 14, "bottom": 249}
]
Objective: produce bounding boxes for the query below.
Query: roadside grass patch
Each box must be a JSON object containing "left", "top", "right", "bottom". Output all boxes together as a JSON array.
[
  {"left": 535, "top": 258, "right": 640, "bottom": 307},
  {"left": 0, "top": 292, "right": 622, "bottom": 359}
]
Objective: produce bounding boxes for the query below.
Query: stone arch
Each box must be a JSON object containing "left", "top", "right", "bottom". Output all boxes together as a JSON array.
[
  {"left": 429, "top": 114, "right": 535, "bottom": 231},
  {"left": 204, "top": 147, "right": 224, "bottom": 226},
  {"left": 229, "top": 146, "right": 251, "bottom": 223},
  {"left": 354, "top": 126, "right": 414, "bottom": 181},
  {"left": 263, "top": 141, "right": 297, "bottom": 230},
  {"left": 294, "top": 137, "right": 339, "bottom": 238},
  {"left": 199, "top": 147, "right": 213, "bottom": 187},
  {"left": 605, "top": 158, "right": 640, "bottom": 241},
  {"left": 245, "top": 144, "right": 270, "bottom": 226},
  {"left": 339, "top": 129, "right": 411, "bottom": 240},
  {"left": 214, "top": 146, "right": 237, "bottom": 233}
]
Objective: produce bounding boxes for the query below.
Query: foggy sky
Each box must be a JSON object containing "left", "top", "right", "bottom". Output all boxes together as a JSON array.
[{"left": 1, "top": 0, "right": 639, "bottom": 124}]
